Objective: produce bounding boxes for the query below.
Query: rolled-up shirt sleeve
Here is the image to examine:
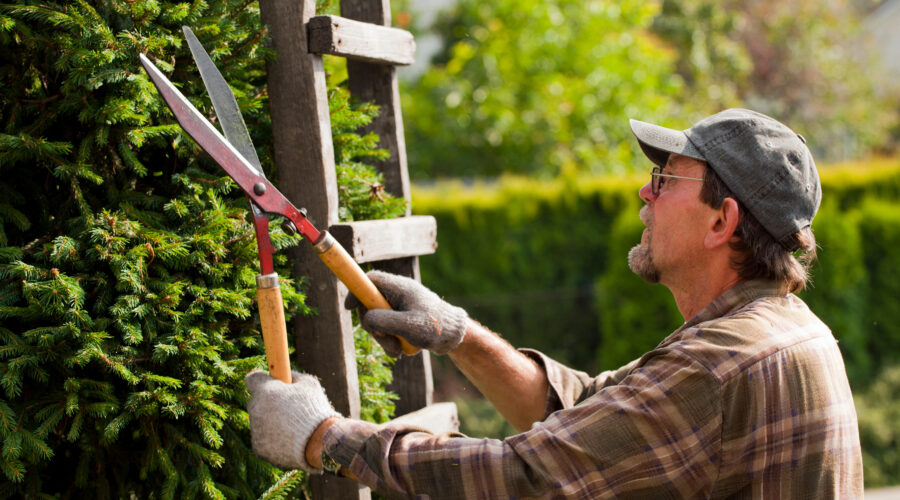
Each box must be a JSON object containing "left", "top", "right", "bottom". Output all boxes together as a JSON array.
[
  {"left": 322, "top": 349, "right": 722, "bottom": 499},
  {"left": 519, "top": 348, "right": 641, "bottom": 417}
]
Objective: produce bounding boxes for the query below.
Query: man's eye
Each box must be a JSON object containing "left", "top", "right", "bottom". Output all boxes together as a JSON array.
[{"left": 658, "top": 176, "right": 667, "bottom": 189}]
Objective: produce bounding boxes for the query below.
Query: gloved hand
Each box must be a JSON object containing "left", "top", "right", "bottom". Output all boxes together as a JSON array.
[
  {"left": 245, "top": 370, "right": 341, "bottom": 472},
  {"left": 345, "top": 271, "right": 468, "bottom": 357}
]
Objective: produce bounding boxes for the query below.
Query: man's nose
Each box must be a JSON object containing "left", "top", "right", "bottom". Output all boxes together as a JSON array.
[{"left": 639, "top": 181, "right": 657, "bottom": 203}]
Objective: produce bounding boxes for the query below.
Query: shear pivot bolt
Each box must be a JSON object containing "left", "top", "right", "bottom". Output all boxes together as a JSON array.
[
  {"left": 253, "top": 182, "right": 266, "bottom": 196},
  {"left": 282, "top": 221, "right": 298, "bottom": 236}
]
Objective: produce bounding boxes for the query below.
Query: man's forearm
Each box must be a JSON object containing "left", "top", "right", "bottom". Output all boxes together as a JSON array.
[
  {"left": 449, "top": 319, "right": 549, "bottom": 432},
  {"left": 304, "top": 320, "right": 550, "bottom": 472}
]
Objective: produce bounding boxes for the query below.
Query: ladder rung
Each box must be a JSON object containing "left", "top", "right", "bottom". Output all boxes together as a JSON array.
[
  {"left": 329, "top": 215, "right": 436, "bottom": 263},
  {"left": 307, "top": 15, "right": 416, "bottom": 66},
  {"left": 388, "top": 402, "right": 459, "bottom": 434}
]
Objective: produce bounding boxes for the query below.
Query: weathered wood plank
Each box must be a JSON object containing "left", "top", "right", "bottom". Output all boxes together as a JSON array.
[
  {"left": 342, "top": 0, "right": 412, "bottom": 209},
  {"left": 260, "top": 0, "right": 336, "bottom": 231},
  {"left": 311, "top": 477, "right": 372, "bottom": 500},
  {"left": 346, "top": 63, "right": 411, "bottom": 208},
  {"left": 308, "top": 15, "right": 415, "bottom": 66},
  {"left": 388, "top": 402, "right": 459, "bottom": 434},
  {"left": 262, "top": 0, "right": 441, "bottom": 496},
  {"left": 260, "top": 0, "right": 360, "bottom": 417},
  {"left": 329, "top": 216, "right": 436, "bottom": 264},
  {"left": 259, "top": 1, "right": 366, "bottom": 498},
  {"left": 341, "top": 0, "right": 390, "bottom": 25},
  {"left": 341, "top": 0, "right": 432, "bottom": 417},
  {"left": 388, "top": 350, "right": 434, "bottom": 416}
]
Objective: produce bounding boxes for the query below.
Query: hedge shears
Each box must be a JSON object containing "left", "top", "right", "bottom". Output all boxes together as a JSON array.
[{"left": 139, "top": 28, "right": 418, "bottom": 383}]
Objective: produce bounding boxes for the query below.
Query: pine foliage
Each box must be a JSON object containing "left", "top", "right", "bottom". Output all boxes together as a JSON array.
[{"left": 0, "top": 0, "right": 403, "bottom": 497}]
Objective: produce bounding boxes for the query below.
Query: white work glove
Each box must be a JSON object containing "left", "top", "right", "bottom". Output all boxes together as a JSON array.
[
  {"left": 245, "top": 370, "right": 341, "bottom": 472},
  {"left": 345, "top": 271, "right": 468, "bottom": 357}
]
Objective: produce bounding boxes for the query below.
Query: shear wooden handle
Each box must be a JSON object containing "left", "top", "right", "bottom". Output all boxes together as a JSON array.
[
  {"left": 256, "top": 273, "right": 293, "bottom": 383},
  {"left": 314, "top": 232, "right": 419, "bottom": 356}
]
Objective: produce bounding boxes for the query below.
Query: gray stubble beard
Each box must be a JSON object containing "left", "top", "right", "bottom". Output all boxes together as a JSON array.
[
  {"left": 628, "top": 205, "right": 660, "bottom": 283},
  {"left": 628, "top": 244, "right": 660, "bottom": 283}
]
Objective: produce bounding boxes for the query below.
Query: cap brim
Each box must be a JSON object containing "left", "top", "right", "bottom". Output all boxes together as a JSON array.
[{"left": 629, "top": 119, "right": 706, "bottom": 168}]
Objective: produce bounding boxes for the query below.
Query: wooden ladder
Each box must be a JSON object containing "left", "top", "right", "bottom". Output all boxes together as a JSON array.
[{"left": 258, "top": 0, "right": 457, "bottom": 498}]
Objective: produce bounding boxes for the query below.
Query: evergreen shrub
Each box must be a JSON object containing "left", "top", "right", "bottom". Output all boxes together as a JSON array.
[
  {"left": 0, "top": 1, "right": 401, "bottom": 498},
  {"left": 856, "top": 365, "right": 900, "bottom": 488},
  {"left": 856, "top": 198, "right": 900, "bottom": 373},
  {"left": 415, "top": 175, "right": 637, "bottom": 366},
  {"left": 800, "top": 201, "right": 870, "bottom": 384}
]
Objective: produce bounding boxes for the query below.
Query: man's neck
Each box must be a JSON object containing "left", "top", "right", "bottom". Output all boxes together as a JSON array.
[{"left": 665, "top": 265, "right": 743, "bottom": 322}]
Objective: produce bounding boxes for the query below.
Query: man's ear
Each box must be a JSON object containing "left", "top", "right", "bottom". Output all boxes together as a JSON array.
[{"left": 705, "top": 197, "right": 741, "bottom": 249}]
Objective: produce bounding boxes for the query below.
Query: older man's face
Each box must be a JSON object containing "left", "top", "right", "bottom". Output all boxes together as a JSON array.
[{"left": 629, "top": 154, "right": 711, "bottom": 285}]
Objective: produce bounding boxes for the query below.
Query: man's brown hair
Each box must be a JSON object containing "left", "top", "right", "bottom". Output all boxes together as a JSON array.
[{"left": 700, "top": 167, "right": 817, "bottom": 293}]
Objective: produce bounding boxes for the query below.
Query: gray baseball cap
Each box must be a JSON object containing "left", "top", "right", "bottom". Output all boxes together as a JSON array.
[{"left": 629, "top": 108, "right": 821, "bottom": 249}]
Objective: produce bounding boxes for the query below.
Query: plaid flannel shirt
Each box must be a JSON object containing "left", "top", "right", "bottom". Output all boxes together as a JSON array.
[{"left": 323, "top": 280, "right": 863, "bottom": 499}]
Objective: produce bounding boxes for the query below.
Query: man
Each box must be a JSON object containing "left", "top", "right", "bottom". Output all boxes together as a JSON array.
[{"left": 245, "top": 109, "right": 863, "bottom": 498}]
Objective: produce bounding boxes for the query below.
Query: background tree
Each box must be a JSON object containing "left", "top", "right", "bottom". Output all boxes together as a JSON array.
[
  {"left": 652, "top": 0, "right": 899, "bottom": 162},
  {"left": 402, "top": 0, "right": 684, "bottom": 179},
  {"left": 0, "top": 1, "right": 401, "bottom": 498},
  {"left": 649, "top": 0, "right": 749, "bottom": 112},
  {"left": 402, "top": 0, "right": 899, "bottom": 179}
]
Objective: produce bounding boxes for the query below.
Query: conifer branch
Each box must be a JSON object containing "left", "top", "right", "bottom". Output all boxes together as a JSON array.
[{"left": 17, "top": 94, "right": 60, "bottom": 105}]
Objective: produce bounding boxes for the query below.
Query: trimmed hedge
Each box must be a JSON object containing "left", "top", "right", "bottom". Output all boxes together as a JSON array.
[
  {"left": 413, "top": 158, "right": 900, "bottom": 386},
  {"left": 414, "top": 175, "right": 639, "bottom": 367},
  {"left": 857, "top": 365, "right": 900, "bottom": 487}
]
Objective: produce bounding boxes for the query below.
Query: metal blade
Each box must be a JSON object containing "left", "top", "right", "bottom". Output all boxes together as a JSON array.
[
  {"left": 182, "top": 26, "right": 265, "bottom": 176},
  {"left": 138, "top": 53, "right": 322, "bottom": 243},
  {"left": 182, "top": 27, "right": 277, "bottom": 274}
]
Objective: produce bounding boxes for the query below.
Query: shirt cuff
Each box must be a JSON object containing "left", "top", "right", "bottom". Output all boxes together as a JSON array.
[
  {"left": 322, "top": 418, "right": 380, "bottom": 470},
  {"left": 321, "top": 417, "right": 438, "bottom": 495}
]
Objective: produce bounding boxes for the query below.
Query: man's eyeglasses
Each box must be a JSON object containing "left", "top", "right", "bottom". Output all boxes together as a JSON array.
[{"left": 651, "top": 167, "right": 704, "bottom": 195}]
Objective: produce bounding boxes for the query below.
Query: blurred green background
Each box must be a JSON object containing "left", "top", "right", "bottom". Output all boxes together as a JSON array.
[
  {"left": 395, "top": 0, "right": 900, "bottom": 489},
  {"left": 400, "top": 0, "right": 899, "bottom": 179}
]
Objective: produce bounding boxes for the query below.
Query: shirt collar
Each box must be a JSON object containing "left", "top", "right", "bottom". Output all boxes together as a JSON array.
[{"left": 662, "top": 280, "right": 789, "bottom": 345}]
